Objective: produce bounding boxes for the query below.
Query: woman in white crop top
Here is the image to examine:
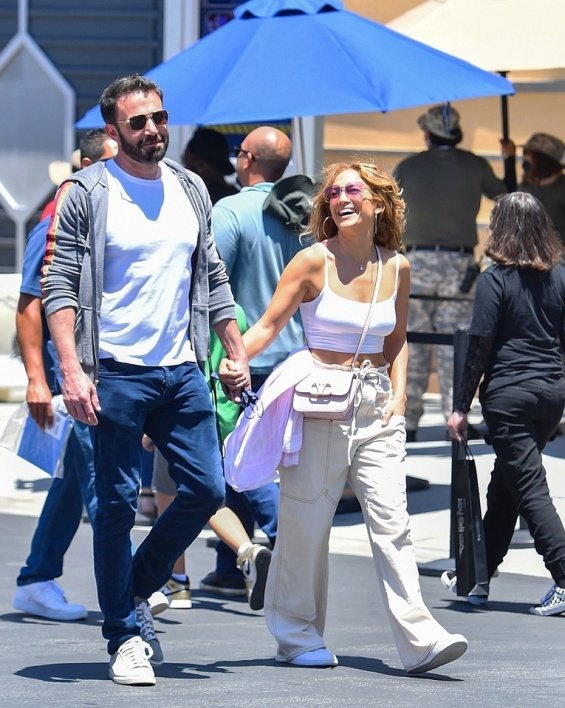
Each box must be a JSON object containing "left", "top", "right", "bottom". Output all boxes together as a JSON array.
[{"left": 221, "top": 162, "right": 467, "bottom": 674}]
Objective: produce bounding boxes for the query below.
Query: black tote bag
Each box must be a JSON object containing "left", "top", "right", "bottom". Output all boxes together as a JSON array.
[{"left": 451, "top": 441, "right": 489, "bottom": 599}]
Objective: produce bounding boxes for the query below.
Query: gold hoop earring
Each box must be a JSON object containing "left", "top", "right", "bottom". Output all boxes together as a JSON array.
[{"left": 323, "top": 216, "right": 333, "bottom": 239}]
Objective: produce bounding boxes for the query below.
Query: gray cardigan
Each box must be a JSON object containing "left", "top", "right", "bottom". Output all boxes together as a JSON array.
[{"left": 42, "top": 158, "right": 236, "bottom": 378}]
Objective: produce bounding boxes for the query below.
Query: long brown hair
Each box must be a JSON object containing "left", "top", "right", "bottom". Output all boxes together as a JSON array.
[
  {"left": 305, "top": 162, "right": 405, "bottom": 251},
  {"left": 485, "top": 192, "right": 563, "bottom": 271}
]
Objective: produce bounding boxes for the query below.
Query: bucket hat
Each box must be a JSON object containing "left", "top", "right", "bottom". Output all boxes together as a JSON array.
[
  {"left": 418, "top": 104, "right": 461, "bottom": 140},
  {"left": 523, "top": 133, "right": 565, "bottom": 165}
]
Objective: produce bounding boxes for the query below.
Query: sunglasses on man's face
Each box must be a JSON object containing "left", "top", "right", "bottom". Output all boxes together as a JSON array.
[
  {"left": 113, "top": 109, "right": 169, "bottom": 131},
  {"left": 324, "top": 182, "right": 369, "bottom": 203},
  {"left": 232, "top": 145, "right": 255, "bottom": 160}
]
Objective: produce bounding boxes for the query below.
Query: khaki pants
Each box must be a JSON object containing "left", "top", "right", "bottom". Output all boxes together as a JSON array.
[
  {"left": 405, "top": 249, "right": 474, "bottom": 428},
  {"left": 265, "top": 368, "right": 452, "bottom": 668}
]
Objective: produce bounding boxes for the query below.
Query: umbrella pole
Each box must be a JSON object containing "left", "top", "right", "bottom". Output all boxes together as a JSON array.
[
  {"left": 499, "top": 71, "right": 510, "bottom": 141},
  {"left": 292, "top": 117, "right": 306, "bottom": 174}
]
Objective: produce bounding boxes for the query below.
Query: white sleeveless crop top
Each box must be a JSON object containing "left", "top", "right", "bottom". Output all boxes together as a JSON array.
[{"left": 299, "top": 244, "right": 399, "bottom": 354}]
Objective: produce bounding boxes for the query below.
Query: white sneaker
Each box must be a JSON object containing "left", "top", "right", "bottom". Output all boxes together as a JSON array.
[
  {"left": 280, "top": 648, "right": 338, "bottom": 668},
  {"left": 147, "top": 590, "right": 169, "bottom": 617},
  {"left": 440, "top": 571, "right": 488, "bottom": 606},
  {"left": 236, "top": 544, "right": 272, "bottom": 611},
  {"left": 109, "top": 636, "right": 156, "bottom": 686},
  {"left": 407, "top": 634, "right": 468, "bottom": 674},
  {"left": 13, "top": 580, "right": 87, "bottom": 621}
]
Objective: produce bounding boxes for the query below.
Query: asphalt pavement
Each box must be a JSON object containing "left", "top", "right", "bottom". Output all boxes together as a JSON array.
[{"left": 1, "top": 397, "right": 564, "bottom": 706}]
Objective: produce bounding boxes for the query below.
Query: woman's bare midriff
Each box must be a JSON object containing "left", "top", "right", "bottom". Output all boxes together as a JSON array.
[{"left": 310, "top": 348, "right": 388, "bottom": 369}]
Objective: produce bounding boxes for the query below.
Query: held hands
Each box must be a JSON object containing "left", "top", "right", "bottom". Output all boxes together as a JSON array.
[
  {"left": 447, "top": 410, "right": 468, "bottom": 443},
  {"left": 218, "top": 357, "right": 249, "bottom": 404},
  {"left": 61, "top": 370, "right": 101, "bottom": 426}
]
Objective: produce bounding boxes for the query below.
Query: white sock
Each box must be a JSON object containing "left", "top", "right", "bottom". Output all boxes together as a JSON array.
[{"left": 171, "top": 573, "right": 188, "bottom": 583}]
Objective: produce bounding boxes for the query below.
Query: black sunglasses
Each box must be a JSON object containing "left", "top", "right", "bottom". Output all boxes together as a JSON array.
[
  {"left": 113, "top": 109, "right": 169, "bottom": 131},
  {"left": 232, "top": 144, "right": 255, "bottom": 160}
]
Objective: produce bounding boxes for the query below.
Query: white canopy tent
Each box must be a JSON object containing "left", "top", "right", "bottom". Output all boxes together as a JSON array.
[{"left": 388, "top": 0, "right": 565, "bottom": 138}]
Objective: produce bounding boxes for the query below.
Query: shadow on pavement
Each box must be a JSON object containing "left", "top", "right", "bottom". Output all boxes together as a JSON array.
[
  {"left": 408, "top": 484, "right": 450, "bottom": 515},
  {"left": 333, "top": 482, "right": 451, "bottom": 522},
  {"left": 437, "top": 599, "right": 553, "bottom": 615},
  {"left": 16, "top": 662, "right": 107, "bottom": 682},
  {"left": 158, "top": 658, "right": 273, "bottom": 676},
  {"left": 185, "top": 593, "right": 263, "bottom": 618},
  {"left": 0, "top": 610, "right": 103, "bottom": 627}
]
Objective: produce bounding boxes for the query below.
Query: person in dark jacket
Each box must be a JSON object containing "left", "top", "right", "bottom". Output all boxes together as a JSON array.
[
  {"left": 394, "top": 104, "right": 508, "bottom": 441},
  {"left": 446, "top": 192, "right": 565, "bottom": 617}
]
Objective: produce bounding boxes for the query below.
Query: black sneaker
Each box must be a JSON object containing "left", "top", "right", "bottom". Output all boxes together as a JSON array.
[
  {"left": 199, "top": 571, "right": 247, "bottom": 597},
  {"left": 530, "top": 583, "right": 565, "bottom": 616}
]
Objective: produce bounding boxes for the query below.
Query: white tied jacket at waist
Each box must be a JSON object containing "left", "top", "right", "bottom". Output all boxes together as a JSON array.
[{"left": 224, "top": 347, "right": 314, "bottom": 491}]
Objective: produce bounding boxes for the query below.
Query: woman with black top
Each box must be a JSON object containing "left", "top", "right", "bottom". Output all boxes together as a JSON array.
[{"left": 446, "top": 192, "right": 565, "bottom": 616}]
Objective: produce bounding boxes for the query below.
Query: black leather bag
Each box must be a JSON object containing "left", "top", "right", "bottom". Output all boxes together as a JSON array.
[{"left": 451, "top": 442, "right": 489, "bottom": 599}]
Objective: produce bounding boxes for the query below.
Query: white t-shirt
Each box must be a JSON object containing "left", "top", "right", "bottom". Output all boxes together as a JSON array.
[{"left": 99, "top": 159, "right": 198, "bottom": 366}]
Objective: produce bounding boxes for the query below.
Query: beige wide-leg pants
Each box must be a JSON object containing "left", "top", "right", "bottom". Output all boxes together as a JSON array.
[{"left": 264, "top": 366, "right": 453, "bottom": 669}]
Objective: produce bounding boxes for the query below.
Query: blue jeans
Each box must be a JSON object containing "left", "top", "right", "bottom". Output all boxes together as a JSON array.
[
  {"left": 94, "top": 359, "right": 224, "bottom": 654},
  {"left": 215, "top": 371, "right": 278, "bottom": 577},
  {"left": 17, "top": 421, "right": 96, "bottom": 585},
  {"left": 140, "top": 448, "right": 155, "bottom": 488}
]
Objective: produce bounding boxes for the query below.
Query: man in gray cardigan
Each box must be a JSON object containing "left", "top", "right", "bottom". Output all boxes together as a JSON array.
[{"left": 42, "top": 75, "right": 249, "bottom": 687}]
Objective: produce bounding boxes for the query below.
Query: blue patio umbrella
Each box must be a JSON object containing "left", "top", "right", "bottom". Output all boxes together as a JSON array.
[{"left": 77, "top": 0, "right": 513, "bottom": 129}]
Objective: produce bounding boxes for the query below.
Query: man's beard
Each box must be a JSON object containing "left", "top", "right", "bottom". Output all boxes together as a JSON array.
[{"left": 116, "top": 126, "right": 169, "bottom": 165}]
